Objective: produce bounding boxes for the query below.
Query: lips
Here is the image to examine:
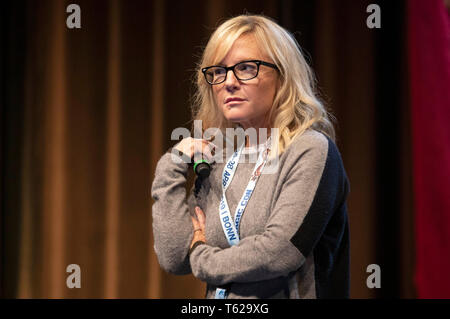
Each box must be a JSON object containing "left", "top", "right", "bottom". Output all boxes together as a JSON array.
[{"left": 224, "top": 97, "right": 246, "bottom": 104}]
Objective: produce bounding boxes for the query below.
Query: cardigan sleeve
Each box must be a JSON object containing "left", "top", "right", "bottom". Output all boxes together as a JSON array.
[
  {"left": 189, "top": 135, "right": 349, "bottom": 285},
  {"left": 151, "top": 150, "right": 197, "bottom": 275}
]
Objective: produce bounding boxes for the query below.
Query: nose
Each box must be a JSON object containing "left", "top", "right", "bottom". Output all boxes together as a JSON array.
[{"left": 224, "top": 69, "right": 240, "bottom": 91}]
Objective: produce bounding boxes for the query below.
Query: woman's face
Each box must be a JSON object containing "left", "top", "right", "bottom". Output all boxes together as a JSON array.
[{"left": 212, "top": 34, "right": 278, "bottom": 130}]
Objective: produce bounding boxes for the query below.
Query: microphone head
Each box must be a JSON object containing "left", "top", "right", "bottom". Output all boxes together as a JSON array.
[{"left": 194, "top": 161, "right": 211, "bottom": 179}]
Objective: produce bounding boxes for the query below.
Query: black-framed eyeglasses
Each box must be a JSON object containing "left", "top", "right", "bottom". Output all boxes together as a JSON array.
[{"left": 201, "top": 60, "right": 279, "bottom": 85}]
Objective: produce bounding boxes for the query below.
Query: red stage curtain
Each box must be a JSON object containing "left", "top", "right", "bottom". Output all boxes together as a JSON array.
[{"left": 409, "top": 0, "right": 450, "bottom": 298}]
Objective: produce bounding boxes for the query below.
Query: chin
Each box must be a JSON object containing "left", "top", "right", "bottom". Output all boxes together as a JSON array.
[
  {"left": 225, "top": 117, "right": 246, "bottom": 125},
  {"left": 223, "top": 110, "right": 246, "bottom": 122}
]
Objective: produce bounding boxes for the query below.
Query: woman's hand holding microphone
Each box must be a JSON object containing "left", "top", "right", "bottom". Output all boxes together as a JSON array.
[
  {"left": 174, "top": 137, "right": 216, "bottom": 250},
  {"left": 173, "top": 137, "right": 216, "bottom": 163}
]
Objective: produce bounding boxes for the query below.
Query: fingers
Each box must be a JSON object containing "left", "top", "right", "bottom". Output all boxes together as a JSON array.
[
  {"left": 174, "top": 137, "right": 217, "bottom": 162},
  {"left": 190, "top": 207, "right": 207, "bottom": 248},
  {"left": 191, "top": 206, "right": 206, "bottom": 231},
  {"left": 195, "top": 206, "right": 206, "bottom": 230},
  {"left": 191, "top": 215, "right": 200, "bottom": 230},
  {"left": 193, "top": 139, "right": 216, "bottom": 162}
]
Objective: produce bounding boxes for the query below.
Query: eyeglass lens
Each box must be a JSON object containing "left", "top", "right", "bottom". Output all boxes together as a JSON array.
[{"left": 205, "top": 61, "right": 258, "bottom": 84}]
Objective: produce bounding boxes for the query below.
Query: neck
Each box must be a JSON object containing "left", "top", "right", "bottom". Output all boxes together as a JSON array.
[
  {"left": 239, "top": 118, "right": 271, "bottom": 147},
  {"left": 244, "top": 128, "right": 271, "bottom": 148}
]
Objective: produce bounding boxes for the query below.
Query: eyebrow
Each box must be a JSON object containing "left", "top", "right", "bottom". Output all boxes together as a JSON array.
[{"left": 216, "top": 59, "right": 257, "bottom": 67}]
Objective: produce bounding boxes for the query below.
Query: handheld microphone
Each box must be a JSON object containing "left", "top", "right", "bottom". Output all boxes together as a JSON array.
[
  {"left": 192, "top": 152, "right": 211, "bottom": 198},
  {"left": 193, "top": 157, "right": 211, "bottom": 179}
]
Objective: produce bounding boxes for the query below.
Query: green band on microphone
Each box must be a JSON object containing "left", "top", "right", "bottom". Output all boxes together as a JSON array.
[{"left": 193, "top": 159, "right": 208, "bottom": 172}]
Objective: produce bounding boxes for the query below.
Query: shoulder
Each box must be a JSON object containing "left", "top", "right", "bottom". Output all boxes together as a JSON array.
[
  {"left": 282, "top": 129, "right": 329, "bottom": 163},
  {"left": 290, "top": 129, "right": 349, "bottom": 193},
  {"left": 280, "top": 129, "right": 347, "bottom": 178},
  {"left": 288, "top": 129, "right": 345, "bottom": 161},
  {"left": 292, "top": 129, "right": 329, "bottom": 150}
]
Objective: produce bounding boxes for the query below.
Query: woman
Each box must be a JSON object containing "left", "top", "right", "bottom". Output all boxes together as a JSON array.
[{"left": 151, "top": 14, "right": 350, "bottom": 299}]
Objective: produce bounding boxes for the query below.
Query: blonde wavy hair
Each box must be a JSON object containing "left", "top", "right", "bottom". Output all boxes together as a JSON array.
[{"left": 192, "top": 14, "right": 336, "bottom": 154}]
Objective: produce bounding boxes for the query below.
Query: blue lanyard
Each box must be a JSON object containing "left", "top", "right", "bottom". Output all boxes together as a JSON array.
[{"left": 215, "top": 138, "right": 271, "bottom": 299}]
